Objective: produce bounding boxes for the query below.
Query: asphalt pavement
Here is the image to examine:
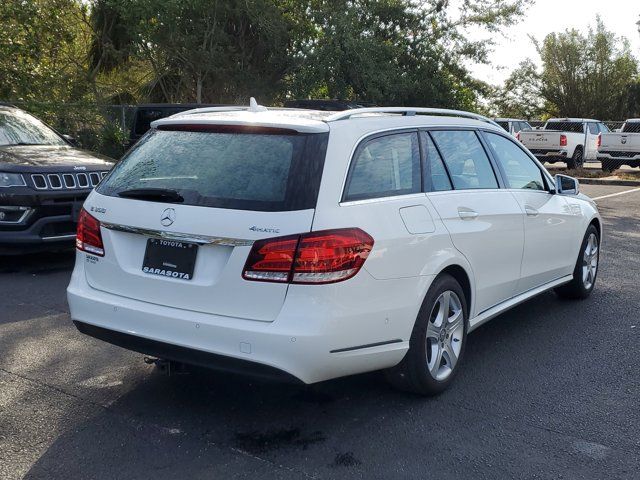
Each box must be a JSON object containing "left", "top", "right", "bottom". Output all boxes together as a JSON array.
[{"left": 1, "top": 184, "right": 639, "bottom": 480}]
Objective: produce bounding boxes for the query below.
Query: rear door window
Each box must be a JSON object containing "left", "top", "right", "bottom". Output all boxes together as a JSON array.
[
  {"left": 99, "top": 127, "right": 328, "bottom": 212},
  {"left": 430, "top": 130, "right": 499, "bottom": 190},
  {"left": 587, "top": 123, "right": 598, "bottom": 134},
  {"left": 343, "top": 132, "right": 420, "bottom": 201}
]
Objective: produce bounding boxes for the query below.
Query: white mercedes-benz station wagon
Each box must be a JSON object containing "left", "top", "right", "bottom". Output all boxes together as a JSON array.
[{"left": 67, "top": 102, "right": 601, "bottom": 395}]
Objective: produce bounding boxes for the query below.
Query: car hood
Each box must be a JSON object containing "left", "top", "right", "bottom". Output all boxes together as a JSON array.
[{"left": 0, "top": 145, "right": 115, "bottom": 171}]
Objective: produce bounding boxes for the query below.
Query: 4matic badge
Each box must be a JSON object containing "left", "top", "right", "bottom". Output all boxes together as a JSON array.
[{"left": 250, "top": 226, "right": 280, "bottom": 234}]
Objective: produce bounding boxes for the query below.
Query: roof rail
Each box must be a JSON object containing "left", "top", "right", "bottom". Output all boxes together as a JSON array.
[
  {"left": 176, "top": 97, "right": 268, "bottom": 117},
  {"left": 324, "top": 107, "right": 499, "bottom": 127}
]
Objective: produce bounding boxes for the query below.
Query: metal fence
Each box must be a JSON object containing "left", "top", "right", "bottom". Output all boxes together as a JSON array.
[{"left": 8, "top": 101, "right": 137, "bottom": 159}]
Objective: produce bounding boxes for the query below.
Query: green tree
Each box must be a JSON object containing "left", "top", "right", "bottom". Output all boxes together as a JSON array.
[
  {"left": 0, "top": 0, "right": 89, "bottom": 102},
  {"left": 289, "top": 0, "right": 532, "bottom": 109},
  {"left": 489, "top": 59, "right": 544, "bottom": 119},
  {"left": 536, "top": 18, "right": 638, "bottom": 119}
]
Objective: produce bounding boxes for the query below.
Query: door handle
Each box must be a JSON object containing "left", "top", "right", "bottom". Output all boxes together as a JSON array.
[
  {"left": 457, "top": 207, "right": 479, "bottom": 220},
  {"left": 525, "top": 205, "right": 539, "bottom": 217}
]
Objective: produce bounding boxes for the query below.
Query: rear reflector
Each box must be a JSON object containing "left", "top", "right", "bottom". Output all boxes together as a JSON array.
[
  {"left": 243, "top": 228, "right": 374, "bottom": 285},
  {"left": 76, "top": 208, "right": 105, "bottom": 256}
]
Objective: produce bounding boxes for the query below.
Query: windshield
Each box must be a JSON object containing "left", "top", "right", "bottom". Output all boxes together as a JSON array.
[
  {"left": 98, "top": 127, "right": 328, "bottom": 212},
  {"left": 0, "top": 109, "right": 67, "bottom": 147}
]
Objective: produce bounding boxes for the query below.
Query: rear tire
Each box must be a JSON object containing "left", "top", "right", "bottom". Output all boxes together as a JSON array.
[
  {"left": 601, "top": 159, "right": 618, "bottom": 173},
  {"left": 554, "top": 225, "right": 600, "bottom": 300},
  {"left": 567, "top": 148, "right": 584, "bottom": 169},
  {"left": 385, "top": 274, "right": 468, "bottom": 396}
]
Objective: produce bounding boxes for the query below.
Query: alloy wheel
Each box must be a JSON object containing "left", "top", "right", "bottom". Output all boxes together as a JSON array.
[
  {"left": 425, "top": 291, "right": 464, "bottom": 381},
  {"left": 582, "top": 233, "right": 599, "bottom": 290}
]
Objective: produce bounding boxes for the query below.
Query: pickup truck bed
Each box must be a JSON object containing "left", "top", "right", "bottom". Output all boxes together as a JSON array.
[{"left": 597, "top": 120, "right": 640, "bottom": 171}]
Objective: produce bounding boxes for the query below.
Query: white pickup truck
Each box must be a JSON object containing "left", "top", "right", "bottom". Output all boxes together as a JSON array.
[
  {"left": 519, "top": 118, "right": 609, "bottom": 169},
  {"left": 597, "top": 119, "right": 640, "bottom": 172}
]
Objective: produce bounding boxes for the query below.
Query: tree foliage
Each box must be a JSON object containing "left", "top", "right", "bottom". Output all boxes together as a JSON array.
[
  {"left": 0, "top": 0, "right": 532, "bottom": 108},
  {"left": 535, "top": 18, "right": 638, "bottom": 119}
]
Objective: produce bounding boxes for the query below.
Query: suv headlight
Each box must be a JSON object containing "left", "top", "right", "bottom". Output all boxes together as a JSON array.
[{"left": 0, "top": 172, "right": 26, "bottom": 188}]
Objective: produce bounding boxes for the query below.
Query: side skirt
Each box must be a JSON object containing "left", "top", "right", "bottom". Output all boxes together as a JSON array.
[{"left": 468, "top": 275, "right": 573, "bottom": 333}]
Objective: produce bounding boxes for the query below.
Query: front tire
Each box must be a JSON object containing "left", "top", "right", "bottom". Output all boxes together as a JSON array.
[
  {"left": 385, "top": 274, "right": 468, "bottom": 396},
  {"left": 555, "top": 225, "right": 600, "bottom": 299}
]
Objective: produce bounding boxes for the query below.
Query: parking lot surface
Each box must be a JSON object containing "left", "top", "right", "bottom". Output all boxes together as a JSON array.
[{"left": 1, "top": 184, "right": 639, "bottom": 480}]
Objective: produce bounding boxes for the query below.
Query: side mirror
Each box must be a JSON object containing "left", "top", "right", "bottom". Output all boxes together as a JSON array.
[
  {"left": 62, "top": 134, "right": 78, "bottom": 147},
  {"left": 555, "top": 174, "right": 579, "bottom": 195}
]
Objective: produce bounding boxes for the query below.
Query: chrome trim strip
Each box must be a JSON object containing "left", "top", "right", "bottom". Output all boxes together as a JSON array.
[
  {"left": 101, "top": 222, "right": 254, "bottom": 246},
  {"left": 41, "top": 234, "right": 77, "bottom": 241},
  {"left": 0, "top": 206, "right": 33, "bottom": 224},
  {"left": 340, "top": 192, "right": 426, "bottom": 206}
]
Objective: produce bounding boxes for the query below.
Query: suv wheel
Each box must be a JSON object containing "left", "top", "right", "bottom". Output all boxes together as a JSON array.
[
  {"left": 555, "top": 225, "right": 600, "bottom": 299},
  {"left": 567, "top": 148, "right": 584, "bottom": 169},
  {"left": 385, "top": 274, "right": 468, "bottom": 396}
]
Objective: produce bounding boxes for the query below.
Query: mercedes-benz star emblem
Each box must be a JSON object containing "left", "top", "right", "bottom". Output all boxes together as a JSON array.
[{"left": 160, "top": 208, "right": 176, "bottom": 227}]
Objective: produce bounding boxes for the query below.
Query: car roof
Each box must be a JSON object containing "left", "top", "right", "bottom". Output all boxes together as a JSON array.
[
  {"left": 153, "top": 103, "right": 502, "bottom": 134},
  {"left": 547, "top": 118, "right": 600, "bottom": 122},
  {"left": 493, "top": 118, "right": 530, "bottom": 123}
]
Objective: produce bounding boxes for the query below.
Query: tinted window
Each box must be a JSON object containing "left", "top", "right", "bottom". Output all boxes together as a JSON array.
[
  {"left": 424, "top": 135, "right": 452, "bottom": 191},
  {"left": 623, "top": 122, "right": 640, "bottom": 133},
  {"left": 495, "top": 121, "right": 510, "bottom": 132},
  {"left": 485, "top": 133, "right": 546, "bottom": 191},
  {"left": 598, "top": 123, "right": 610, "bottom": 133},
  {"left": 587, "top": 123, "right": 598, "bottom": 134},
  {"left": 430, "top": 130, "right": 498, "bottom": 190},
  {"left": 99, "top": 128, "right": 328, "bottom": 212},
  {"left": 344, "top": 132, "right": 420, "bottom": 201},
  {"left": 521, "top": 122, "right": 532, "bottom": 131},
  {"left": 545, "top": 122, "right": 584, "bottom": 133}
]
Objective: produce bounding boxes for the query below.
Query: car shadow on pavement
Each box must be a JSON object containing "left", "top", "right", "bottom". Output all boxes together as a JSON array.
[{"left": 17, "top": 283, "right": 637, "bottom": 479}]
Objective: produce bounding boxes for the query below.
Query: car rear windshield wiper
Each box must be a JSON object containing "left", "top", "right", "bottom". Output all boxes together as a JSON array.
[{"left": 117, "top": 188, "right": 185, "bottom": 203}]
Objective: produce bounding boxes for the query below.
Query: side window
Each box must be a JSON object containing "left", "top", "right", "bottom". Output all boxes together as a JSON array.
[
  {"left": 598, "top": 123, "right": 610, "bottom": 133},
  {"left": 485, "top": 132, "right": 546, "bottom": 191},
  {"left": 522, "top": 122, "right": 532, "bottom": 131},
  {"left": 343, "top": 132, "right": 420, "bottom": 201},
  {"left": 587, "top": 123, "right": 598, "bottom": 134},
  {"left": 430, "top": 130, "right": 498, "bottom": 190},
  {"left": 424, "top": 134, "right": 452, "bottom": 191}
]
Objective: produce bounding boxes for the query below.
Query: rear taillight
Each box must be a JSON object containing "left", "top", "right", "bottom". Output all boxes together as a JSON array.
[
  {"left": 597, "top": 133, "right": 602, "bottom": 148},
  {"left": 242, "top": 228, "right": 374, "bottom": 285},
  {"left": 76, "top": 208, "right": 104, "bottom": 256},
  {"left": 560, "top": 134, "right": 567, "bottom": 147}
]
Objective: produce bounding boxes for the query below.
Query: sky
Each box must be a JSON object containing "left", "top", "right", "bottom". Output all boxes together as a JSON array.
[{"left": 467, "top": 0, "right": 640, "bottom": 86}]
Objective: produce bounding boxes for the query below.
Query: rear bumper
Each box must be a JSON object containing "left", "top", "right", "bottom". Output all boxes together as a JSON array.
[
  {"left": 528, "top": 150, "right": 567, "bottom": 162},
  {"left": 597, "top": 153, "right": 640, "bottom": 164},
  {"left": 68, "top": 252, "right": 429, "bottom": 384},
  {"left": 73, "top": 320, "right": 302, "bottom": 383}
]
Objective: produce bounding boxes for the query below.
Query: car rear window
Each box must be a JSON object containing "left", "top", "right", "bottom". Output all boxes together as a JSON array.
[
  {"left": 98, "top": 127, "right": 328, "bottom": 212},
  {"left": 622, "top": 122, "right": 640, "bottom": 133},
  {"left": 544, "top": 122, "right": 584, "bottom": 133},
  {"left": 495, "top": 121, "right": 510, "bottom": 132}
]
